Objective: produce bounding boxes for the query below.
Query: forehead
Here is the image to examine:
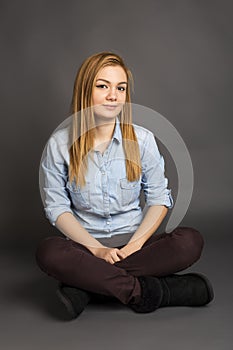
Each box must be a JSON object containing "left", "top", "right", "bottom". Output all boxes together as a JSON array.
[{"left": 96, "top": 65, "right": 127, "bottom": 81}]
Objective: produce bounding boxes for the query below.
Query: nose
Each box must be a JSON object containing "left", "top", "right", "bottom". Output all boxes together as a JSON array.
[{"left": 106, "top": 87, "right": 117, "bottom": 101}]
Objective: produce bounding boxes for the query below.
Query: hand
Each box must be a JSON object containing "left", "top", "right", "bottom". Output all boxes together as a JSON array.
[
  {"left": 93, "top": 246, "right": 127, "bottom": 264},
  {"left": 118, "top": 241, "right": 142, "bottom": 259}
]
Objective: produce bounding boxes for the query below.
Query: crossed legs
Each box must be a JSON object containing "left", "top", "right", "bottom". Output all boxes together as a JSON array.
[{"left": 35, "top": 226, "right": 204, "bottom": 305}]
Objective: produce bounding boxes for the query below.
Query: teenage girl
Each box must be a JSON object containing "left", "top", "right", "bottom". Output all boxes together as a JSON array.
[{"left": 36, "top": 51, "right": 214, "bottom": 319}]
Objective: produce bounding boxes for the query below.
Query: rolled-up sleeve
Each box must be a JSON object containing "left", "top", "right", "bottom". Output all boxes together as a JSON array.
[
  {"left": 39, "top": 133, "right": 73, "bottom": 226},
  {"left": 141, "top": 131, "right": 174, "bottom": 209}
]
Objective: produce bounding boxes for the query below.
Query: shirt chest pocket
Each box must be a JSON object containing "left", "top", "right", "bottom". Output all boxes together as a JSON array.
[
  {"left": 120, "top": 178, "right": 141, "bottom": 206},
  {"left": 66, "top": 181, "right": 91, "bottom": 210}
]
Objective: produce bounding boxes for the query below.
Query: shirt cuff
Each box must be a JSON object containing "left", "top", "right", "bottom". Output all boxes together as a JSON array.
[
  {"left": 146, "top": 189, "right": 174, "bottom": 209},
  {"left": 45, "top": 207, "right": 74, "bottom": 226}
]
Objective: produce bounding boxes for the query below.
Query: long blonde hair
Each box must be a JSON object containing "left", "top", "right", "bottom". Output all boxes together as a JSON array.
[{"left": 69, "top": 51, "right": 142, "bottom": 187}]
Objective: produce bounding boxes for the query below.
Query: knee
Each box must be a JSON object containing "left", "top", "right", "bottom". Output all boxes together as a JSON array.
[
  {"left": 35, "top": 236, "right": 60, "bottom": 272},
  {"left": 174, "top": 226, "right": 204, "bottom": 263}
]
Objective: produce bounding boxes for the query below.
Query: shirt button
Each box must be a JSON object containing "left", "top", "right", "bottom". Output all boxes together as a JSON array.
[
  {"left": 106, "top": 221, "right": 110, "bottom": 225},
  {"left": 102, "top": 172, "right": 105, "bottom": 175}
]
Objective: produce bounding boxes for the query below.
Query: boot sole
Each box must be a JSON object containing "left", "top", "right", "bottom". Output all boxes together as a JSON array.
[
  {"left": 183, "top": 272, "right": 214, "bottom": 305},
  {"left": 56, "top": 285, "right": 78, "bottom": 319}
]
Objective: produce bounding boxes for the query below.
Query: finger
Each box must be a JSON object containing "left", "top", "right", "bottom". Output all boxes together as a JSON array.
[
  {"left": 108, "top": 251, "right": 119, "bottom": 264},
  {"left": 110, "top": 258, "right": 116, "bottom": 264},
  {"left": 111, "top": 251, "right": 121, "bottom": 263},
  {"left": 107, "top": 257, "right": 114, "bottom": 265},
  {"left": 116, "top": 249, "right": 127, "bottom": 260}
]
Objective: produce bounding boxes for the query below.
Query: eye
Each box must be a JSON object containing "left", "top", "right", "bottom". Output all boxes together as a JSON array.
[
  {"left": 96, "top": 84, "right": 108, "bottom": 89},
  {"left": 118, "top": 86, "right": 126, "bottom": 91}
]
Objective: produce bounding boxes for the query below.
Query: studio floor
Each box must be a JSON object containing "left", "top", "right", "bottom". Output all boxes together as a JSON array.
[{"left": 2, "top": 220, "right": 233, "bottom": 350}]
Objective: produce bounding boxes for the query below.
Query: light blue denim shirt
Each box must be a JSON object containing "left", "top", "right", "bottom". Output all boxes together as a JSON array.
[{"left": 40, "top": 117, "right": 174, "bottom": 245}]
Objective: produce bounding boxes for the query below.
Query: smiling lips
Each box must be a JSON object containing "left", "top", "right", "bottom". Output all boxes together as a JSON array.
[{"left": 103, "top": 104, "right": 118, "bottom": 109}]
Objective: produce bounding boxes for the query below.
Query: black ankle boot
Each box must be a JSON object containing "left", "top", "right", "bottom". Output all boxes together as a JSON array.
[
  {"left": 159, "top": 273, "right": 214, "bottom": 307},
  {"left": 128, "top": 276, "right": 163, "bottom": 313},
  {"left": 56, "top": 283, "right": 92, "bottom": 319}
]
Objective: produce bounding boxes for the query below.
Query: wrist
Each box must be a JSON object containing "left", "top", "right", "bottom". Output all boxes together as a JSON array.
[
  {"left": 127, "top": 238, "right": 143, "bottom": 250},
  {"left": 86, "top": 244, "right": 105, "bottom": 255}
]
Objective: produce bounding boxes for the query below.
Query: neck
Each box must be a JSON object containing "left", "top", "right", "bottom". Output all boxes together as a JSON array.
[{"left": 94, "top": 116, "right": 116, "bottom": 141}]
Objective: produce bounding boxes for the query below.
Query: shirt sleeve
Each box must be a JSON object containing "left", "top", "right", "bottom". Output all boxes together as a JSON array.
[
  {"left": 140, "top": 131, "right": 174, "bottom": 209},
  {"left": 39, "top": 133, "right": 73, "bottom": 226}
]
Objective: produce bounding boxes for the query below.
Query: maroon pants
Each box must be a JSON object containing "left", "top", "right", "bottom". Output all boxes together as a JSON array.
[{"left": 35, "top": 226, "right": 204, "bottom": 305}]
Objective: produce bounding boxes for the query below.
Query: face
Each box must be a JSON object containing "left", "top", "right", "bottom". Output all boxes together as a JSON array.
[{"left": 91, "top": 65, "right": 127, "bottom": 120}]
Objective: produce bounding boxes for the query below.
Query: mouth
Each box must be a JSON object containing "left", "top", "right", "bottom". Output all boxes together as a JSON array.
[{"left": 103, "top": 104, "right": 118, "bottom": 110}]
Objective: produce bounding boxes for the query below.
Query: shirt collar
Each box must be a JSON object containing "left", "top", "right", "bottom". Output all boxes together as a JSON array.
[{"left": 112, "top": 116, "right": 122, "bottom": 143}]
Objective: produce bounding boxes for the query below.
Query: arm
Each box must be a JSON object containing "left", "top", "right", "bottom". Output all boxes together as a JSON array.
[
  {"left": 119, "top": 131, "right": 173, "bottom": 258},
  {"left": 40, "top": 133, "right": 125, "bottom": 263},
  {"left": 119, "top": 205, "right": 168, "bottom": 257},
  {"left": 56, "top": 213, "right": 126, "bottom": 262},
  {"left": 55, "top": 212, "right": 105, "bottom": 254}
]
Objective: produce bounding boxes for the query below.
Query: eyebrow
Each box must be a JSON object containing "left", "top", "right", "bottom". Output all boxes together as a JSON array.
[{"left": 96, "top": 78, "right": 128, "bottom": 85}]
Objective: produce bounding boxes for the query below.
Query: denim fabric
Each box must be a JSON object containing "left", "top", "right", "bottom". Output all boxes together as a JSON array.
[{"left": 40, "top": 117, "right": 174, "bottom": 240}]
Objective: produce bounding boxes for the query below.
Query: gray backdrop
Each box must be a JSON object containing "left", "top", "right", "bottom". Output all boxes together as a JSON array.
[{"left": 1, "top": 1, "right": 232, "bottom": 349}]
